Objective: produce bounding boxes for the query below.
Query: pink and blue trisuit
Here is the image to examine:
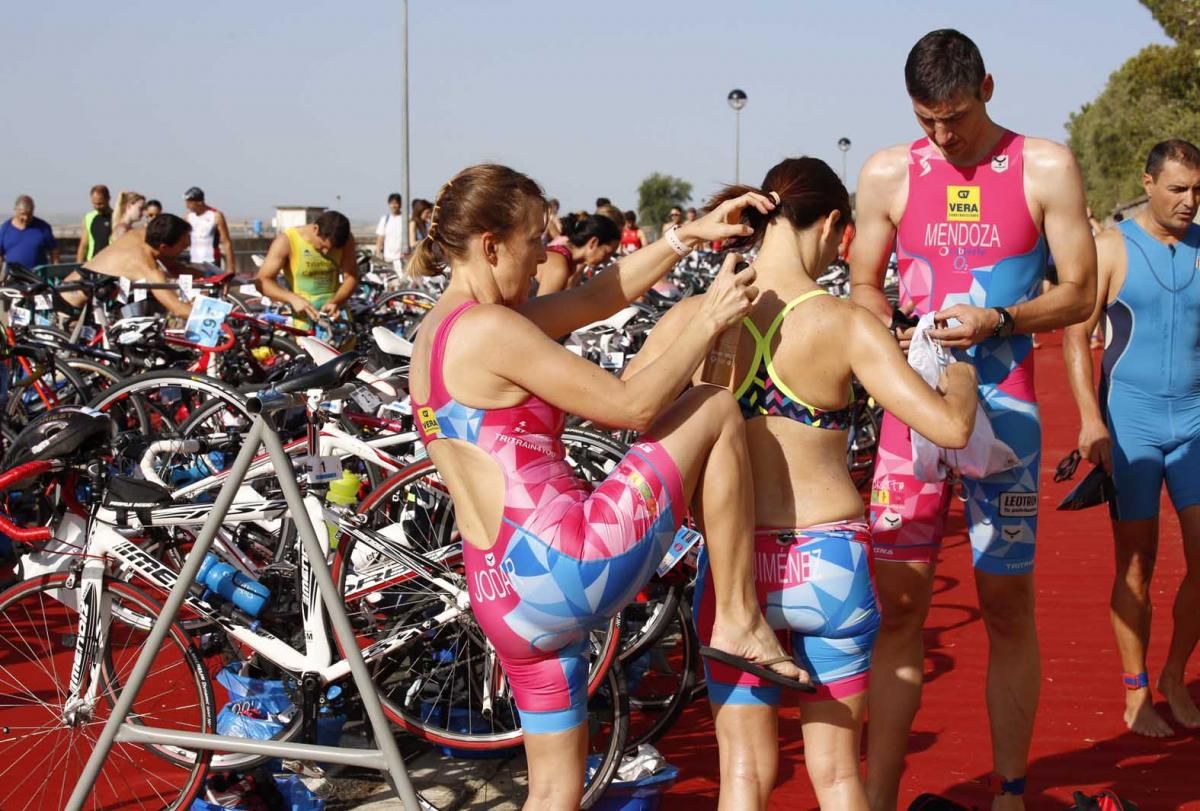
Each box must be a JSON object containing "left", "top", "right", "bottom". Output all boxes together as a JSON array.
[
  {"left": 693, "top": 289, "right": 881, "bottom": 705},
  {"left": 871, "top": 132, "right": 1046, "bottom": 575},
  {"left": 412, "top": 301, "right": 686, "bottom": 734}
]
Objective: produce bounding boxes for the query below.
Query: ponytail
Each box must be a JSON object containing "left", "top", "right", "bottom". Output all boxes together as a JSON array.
[
  {"left": 406, "top": 163, "right": 545, "bottom": 278},
  {"left": 405, "top": 234, "right": 445, "bottom": 278},
  {"left": 704, "top": 157, "right": 852, "bottom": 252}
]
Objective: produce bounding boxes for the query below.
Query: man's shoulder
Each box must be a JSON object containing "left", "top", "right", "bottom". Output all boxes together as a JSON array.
[
  {"left": 860, "top": 143, "right": 913, "bottom": 190},
  {"left": 864, "top": 142, "right": 913, "bottom": 173},
  {"left": 1021, "top": 137, "right": 1077, "bottom": 175},
  {"left": 1095, "top": 227, "right": 1126, "bottom": 258}
]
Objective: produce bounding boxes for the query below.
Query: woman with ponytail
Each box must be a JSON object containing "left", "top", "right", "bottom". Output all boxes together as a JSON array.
[
  {"left": 112, "top": 191, "right": 146, "bottom": 239},
  {"left": 627, "top": 156, "right": 980, "bottom": 810},
  {"left": 407, "top": 163, "right": 808, "bottom": 809}
]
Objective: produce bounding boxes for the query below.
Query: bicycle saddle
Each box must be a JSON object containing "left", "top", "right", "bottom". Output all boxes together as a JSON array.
[
  {"left": 272, "top": 352, "right": 367, "bottom": 394},
  {"left": 371, "top": 326, "right": 413, "bottom": 359}
]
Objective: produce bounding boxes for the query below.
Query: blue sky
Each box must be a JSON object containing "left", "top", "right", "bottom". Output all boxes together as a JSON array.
[{"left": 2, "top": 0, "right": 1169, "bottom": 223}]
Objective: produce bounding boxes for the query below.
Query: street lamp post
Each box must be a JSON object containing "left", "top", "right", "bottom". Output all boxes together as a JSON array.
[
  {"left": 837, "top": 137, "right": 852, "bottom": 184},
  {"left": 400, "top": 0, "right": 411, "bottom": 255},
  {"left": 727, "top": 89, "right": 747, "bottom": 184}
]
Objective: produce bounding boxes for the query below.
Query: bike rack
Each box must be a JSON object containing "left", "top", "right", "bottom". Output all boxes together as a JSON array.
[{"left": 66, "top": 406, "right": 424, "bottom": 810}]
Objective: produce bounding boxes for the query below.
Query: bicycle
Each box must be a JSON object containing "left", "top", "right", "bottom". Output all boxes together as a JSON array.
[{"left": 0, "top": 359, "right": 628, "bottom": 809}]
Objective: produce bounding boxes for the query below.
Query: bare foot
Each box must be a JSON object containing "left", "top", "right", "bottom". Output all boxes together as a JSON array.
[
  {"left": 1124, "top": 689, "right": 1173, "bottom": 737},
  {"left": 1158, "top": 676, "right": 1200, "bottom": 729},
  {"left": 708, "top": 615, "right": 806, "bottom": 683}
]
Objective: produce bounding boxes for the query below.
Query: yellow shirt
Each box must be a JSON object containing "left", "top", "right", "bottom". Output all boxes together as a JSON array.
[{"left": 284, "top": 227, "right": 341, "bottom": 309}]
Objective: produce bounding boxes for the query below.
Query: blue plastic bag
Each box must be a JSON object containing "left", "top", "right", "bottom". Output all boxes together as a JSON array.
[{"left": 215, "top": 664, "right": 292, "bottom": 740}]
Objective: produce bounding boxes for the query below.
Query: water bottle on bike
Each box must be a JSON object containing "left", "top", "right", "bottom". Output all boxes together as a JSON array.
[{"left": 196, "top": 552, "right": 271, "bottom": 617}]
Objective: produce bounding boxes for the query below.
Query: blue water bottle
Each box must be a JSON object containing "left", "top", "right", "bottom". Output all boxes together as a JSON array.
[{"left": 196, "top": 553, "right": 271, "bottom": 617}]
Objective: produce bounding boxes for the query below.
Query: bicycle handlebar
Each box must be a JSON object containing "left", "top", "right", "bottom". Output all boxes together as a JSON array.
[
  {"left": 247, "top": 383, "right": 355, "bottom": 415},
  {"left": 0, "top": 460, "right": 56, "bottom": 543},
  {"left": 139, "top": 439, "right": 203, "bottom": 486}
]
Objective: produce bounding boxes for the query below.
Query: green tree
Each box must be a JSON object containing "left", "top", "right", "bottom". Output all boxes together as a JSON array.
[
  {"left": 637, "top": 173, "right": 692, "bottom": 237},
  {"left": 1143, "top": 0, "right": 1200, "bottom": 44},
  {"left": 1067, "top": 0, "right": 1200, "bottom": 215}
]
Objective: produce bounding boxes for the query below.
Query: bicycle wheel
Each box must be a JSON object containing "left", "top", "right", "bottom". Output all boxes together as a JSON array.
[
  {"left": 88, "top": 370, "right": 252, "bottom": 438},
  {"left": 332, "top": 459, "right": 621, "bottom": 750},
  {"left": 847, "top": 385, "right": 881, "bottom": 492},
  {"left": 0, "top": 573, "right": 213, "bottom": 810},
  {"left": 4, "top": 351, "right": 89, "bottom": 426},
  {"left": 371, "top": 289, "right": 436, "bottom": 339},
  {"left": 623, "top": 597, "right": 699, "bottom": 751},
  {"left": 408, "top": 665, "right": 628, "bottom": 811},
  {"left": 62, "top": 356, "right": 126, "bottom": 401}
]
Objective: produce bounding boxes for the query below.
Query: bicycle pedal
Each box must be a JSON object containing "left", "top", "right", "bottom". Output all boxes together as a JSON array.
[{"left": 280, "top": 759, "right": 326, "bottom": 779}]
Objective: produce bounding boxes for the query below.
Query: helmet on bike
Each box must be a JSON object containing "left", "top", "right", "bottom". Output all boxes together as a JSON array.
[{"left": 4, "top": 406, "right": 114, "bottom": 468}]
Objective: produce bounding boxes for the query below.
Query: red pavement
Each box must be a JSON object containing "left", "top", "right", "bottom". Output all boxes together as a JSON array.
[{"left": 660, "top": 333, "right": 1200, "bottom": 810}]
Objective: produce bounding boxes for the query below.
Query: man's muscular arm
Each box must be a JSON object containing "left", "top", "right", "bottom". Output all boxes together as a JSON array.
[
  {"left": 1063, "top": 229, "right": 1118, "bottom": 471},
  {"left": 849, "top": 146, "right": 908, "bottom": 326},
  {"left": 931, "top": 140, "right": 1096, "bottom": 346},
  {"left": 1012, "top": 139, "right": 1096, "bottom": 331}
]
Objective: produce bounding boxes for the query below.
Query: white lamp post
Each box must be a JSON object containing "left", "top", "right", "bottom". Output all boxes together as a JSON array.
[
  {"left": 727, "top": 89, "right": 748, "bottom": 184},
  {"left": 837, "top": 137, "right": 852, "bottom": 184}
]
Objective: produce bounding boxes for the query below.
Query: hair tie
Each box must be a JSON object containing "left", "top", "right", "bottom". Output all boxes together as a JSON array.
[{"left": 768, "top": 191, "right": 781, "bottom": 205}]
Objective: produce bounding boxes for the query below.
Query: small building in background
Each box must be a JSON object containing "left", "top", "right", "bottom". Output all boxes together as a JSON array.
[{"left": 271, "top": 206, "right": 326, "bottom": 233}]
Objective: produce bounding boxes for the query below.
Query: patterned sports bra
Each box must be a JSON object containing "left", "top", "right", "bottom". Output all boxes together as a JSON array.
[{"left": 732, "top": 289, "right": 854, "bottom": 430}]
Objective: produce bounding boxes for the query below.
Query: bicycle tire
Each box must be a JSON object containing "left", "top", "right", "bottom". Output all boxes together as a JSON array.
[
  {"left": 88, "top": 370, "right": 252, "bottom": 437},
  {"left": 371, "top": 289, "right": 437, "bottom": 339},
  {"left": 847, "top": 387, "right": 882, "bottom": 492},
  {"left": 4, "top": 350, "right": 90, "bottom": 427},
  {"left": 0, "top": 573, "right": 213, "bottom": 810},
  {"left": 62, "top": 356, "right": 126, "bottom": 400},
  {"left": 623, "top": 596, "right": 699, "bottom": 751}
]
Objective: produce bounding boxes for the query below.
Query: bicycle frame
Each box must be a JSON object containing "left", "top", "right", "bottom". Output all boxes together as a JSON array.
[
  {"left": 63, "top": 405, "right": 425, "bottom": 810},
  {"left": 160, "top": 418, "right": 420, "bottom": 502}
]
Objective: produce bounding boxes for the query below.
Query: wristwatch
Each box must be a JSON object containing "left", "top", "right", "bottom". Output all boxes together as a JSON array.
[{"left": 991, "top": 306, "right": 1015, "bottom": 338}]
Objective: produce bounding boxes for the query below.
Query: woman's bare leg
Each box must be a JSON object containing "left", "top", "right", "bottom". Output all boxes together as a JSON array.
[
  {"left": 712, "top": 702, "right": 779, "bottom": 810},
  {"left": 646, "top": 385, "right": 803, "bottom": 680},
  {"left": 802, "top": 693, "right": 870, "bottom": 811},
  {"left": 523, "top": 724, "right": 588, "bottom": 810}
]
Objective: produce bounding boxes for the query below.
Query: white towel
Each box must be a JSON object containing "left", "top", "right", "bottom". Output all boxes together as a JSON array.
[{"left": 906, "top": 313, "right": 1020, "bottom": 482}]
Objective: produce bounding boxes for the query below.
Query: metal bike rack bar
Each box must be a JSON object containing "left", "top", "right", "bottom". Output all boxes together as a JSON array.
[{"left": 66, "top": 412, "right": 424, "bottom": 810}]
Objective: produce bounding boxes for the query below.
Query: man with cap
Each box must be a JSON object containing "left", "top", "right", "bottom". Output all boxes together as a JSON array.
[{"left": 184, "top": 186, "right": 234, "bottom": 271}]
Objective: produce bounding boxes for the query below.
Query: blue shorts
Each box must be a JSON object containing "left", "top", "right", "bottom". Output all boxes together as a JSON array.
[
  {"left": 1105, "top": 380, "right": 1200, "bottom": 521},
  {"left": 693, "top": 522, "right": 879, "bottom": 706}
]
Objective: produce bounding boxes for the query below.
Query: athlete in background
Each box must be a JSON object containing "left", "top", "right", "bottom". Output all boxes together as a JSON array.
[
  {"left": 850, "top": 29, "right": 1095, "bottom": 810},
  {"left": 75, "top": 184, "right": 112, "bottom": 263},
  {"left": 254, "top": 210, "right": 358, "bottom": 325},
  {"left": 184, "top": 186, "right": 235, "bottom": 270},
  {"left": 1064, "top": 139, "right": 1200, "bottom": 737}
]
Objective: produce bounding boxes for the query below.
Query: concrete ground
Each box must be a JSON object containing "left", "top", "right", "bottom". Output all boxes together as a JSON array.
[{"left": 301, "top": 748, "right": 526, "bottom": 810}]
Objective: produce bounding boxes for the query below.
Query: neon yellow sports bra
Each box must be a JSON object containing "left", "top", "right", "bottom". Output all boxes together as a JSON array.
[{"left": 732, "top": 289, "right": 854, "bottom": 430}]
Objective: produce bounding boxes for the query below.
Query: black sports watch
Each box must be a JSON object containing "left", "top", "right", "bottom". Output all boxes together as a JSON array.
[{"left": 991, "top": 306, "right": 1015, "bottom": 337}]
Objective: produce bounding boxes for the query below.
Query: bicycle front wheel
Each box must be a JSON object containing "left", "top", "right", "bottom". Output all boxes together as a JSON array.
[{"left": 0, "top": 573, "right": 213, "bottom": 810}]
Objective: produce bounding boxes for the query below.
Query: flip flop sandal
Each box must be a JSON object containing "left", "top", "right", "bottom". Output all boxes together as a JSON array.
[{"left": 699, "top": 646, "right": 816, "bottom": 692}]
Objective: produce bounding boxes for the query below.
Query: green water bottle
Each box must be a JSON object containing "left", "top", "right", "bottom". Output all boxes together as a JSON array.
[{"left": 325, "top": 470, "right": 361, "bottom": 550}]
